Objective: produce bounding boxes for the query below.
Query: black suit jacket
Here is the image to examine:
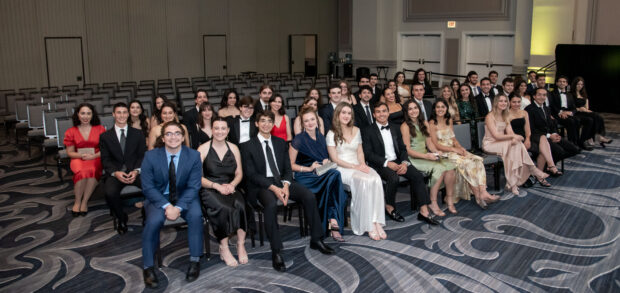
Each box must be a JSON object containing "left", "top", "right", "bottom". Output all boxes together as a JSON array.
[
  {"left": 240, "top": 136, "right": 293, "bottom": 206},
  {"left": 548, "top": 90, "right": 576, "bottom": 119},
  {"left": 413, "top": 98, "right": 434, "bottom": 121},
  {"left": 182, "top": 107, "right": 198, "bottom": 132},
  {"left": 318, "top": 103, "right": 335, "bottom": 133},
  {"left": 361, "top": 122, "right": 408, "bottom": 170},
  {"left": 353, "top": 102, "right": 374, "bottom": 128},
  {"left": 475, "top": 92, "right": 495, "bottom": 118},
  {"left": 252, "top": 99, "right": 269, "bottom": 118},
  {"left": 525, "top": 103, "right": 558, "bottom": 139},
  {"left": 99, "top": 126, "right": 146, "bottom": 177},
  {"left": 227, "top": 116, "right": 258, "bottom": 145}
]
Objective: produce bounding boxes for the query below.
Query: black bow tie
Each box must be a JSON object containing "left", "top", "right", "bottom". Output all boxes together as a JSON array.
[
  {"left": 381, "top": 125, "right": 390, "bottom": 130},
  {"left": 560, "top": 92, "right": 566, "bottom": 94},
  {"left": 484, "top": 95, "right": 489, "bottom": 98},
  {"left": 241, "top": 119, "right": 250, "bottom": 123}
]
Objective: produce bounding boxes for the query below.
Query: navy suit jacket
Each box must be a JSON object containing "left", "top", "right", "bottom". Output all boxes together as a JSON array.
[
  {"left": 140, "top": 145, "right": 202, "bottom": 211},
  {"left": 318, "top": 103, "right": 335, "bottom": 133}
]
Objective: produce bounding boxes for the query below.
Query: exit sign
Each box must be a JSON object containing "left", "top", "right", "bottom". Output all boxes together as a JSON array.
[{"left": 447, "top": 21, "right": 456, "bottom": 28}]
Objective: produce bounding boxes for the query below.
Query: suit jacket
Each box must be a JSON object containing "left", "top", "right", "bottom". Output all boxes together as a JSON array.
[
  {"left": 240, "top": 135, "right": 293, "bottom": 206},
  {"left": 412, "top": 98, "right": 434, "bottom": 121},
  {"left": 527, "top": 83, "right": 549, "bottom": 96},
  {"left": 140, "top": 145, "right": 202, "bottom": 211},
  {"left": 475, "top": 92, "right": 495, "bottom": 118},
  {"left": 252, "top": 99, "right": 269, "bottom": 119},
  {"left": 318, "top": 103, "right": 335, "bottom": 133},
  {"left": 353, "top": 102, "right": 374, "bottom": 128},
  {"left": 525, "top": 103, "right": 558, "bottom": 139},
  {"left": 182, "top": 107, "right": 198, "bottom": 132},
  {"left": 548, "top": 89, "right": 576, "bottom": 119},
  {"left": 361, "top": 122, "right": 408, "bottom": 170},
  {"left": 99, "top": 126, "right": 146, "bottom": 177},
  {"left": 492, "top": 84, "right": 503, "bottom": 96},
  {"left": 227, "top": 116, "right": 258, "bottom": 145}
]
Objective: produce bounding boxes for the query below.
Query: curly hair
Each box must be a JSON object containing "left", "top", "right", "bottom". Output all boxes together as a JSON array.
[{"left": 72, "top": 103, "right": 101, "bottom": 127}]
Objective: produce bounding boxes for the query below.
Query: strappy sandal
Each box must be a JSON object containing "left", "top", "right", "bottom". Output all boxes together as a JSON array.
[
  {"left": 546, "top": 166, "right": 563, "bottom": 177},
  {"left": 329, "top": 221, "right": 345, "bottom": 242},
  {"left": 536, "top": 176, "right": 551, "bottom": 187}
]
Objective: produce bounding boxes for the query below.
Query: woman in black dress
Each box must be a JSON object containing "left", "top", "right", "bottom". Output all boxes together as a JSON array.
[
  {"left": 198, "top": 117, "right": 247, "bottom": 266},
  {"left": 189, "top": 102, "right": 214, "bottom": 149},
  {"left": 571, "top": 77, "right": 613, "bottom": 147}
]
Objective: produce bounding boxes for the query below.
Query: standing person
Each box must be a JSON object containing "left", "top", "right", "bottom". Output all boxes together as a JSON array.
[
  {"left": 269, "top": 94, "right": 292, "bottom": 141},
  {"left": 197, "top": 117, "right": 247, "bottom": 267},
  {"left": 100, "top": 102, "right": 147, "bottom": 234},
  {"left": 369, "top": 73, "right": 382, "bottom": 103},
  {"left": 501, "top": 77, "right": 514, "bottom": 97},
  {"left": 353, "top": 85, "right": 375, "bottom": 128},
  {"left": 362, "top": 102, "right": 438, "bottom": 225},
  {"left": 428, "top": 100, "right": 499, "bottom": 208},
  {"left": 128, "top": 100, "right": 150, "bottom": 137},
  {"left": 411, "top": 84, "right": 434, "bottom": 121},
  {"left": 290, "top": 108, "right": 348, "bottom": 242},
  {"left": 140, "top": 121, "right": 203, "bottom": 288},
  {"left": 188, "top": 102, "right": 214, "bottom": 149},
  {"left": 64, "top": 103, "right": 106, "bottom": 216},
  {"left": 218, "top": 89, "right": 240, "bottom": 118},
  {"left": 319, "top": 84, "right": 343, "bottom": 133},
  {"left": 413, "top": 68, "right": 433, "bottom": 97},
  {"left": 548, "top": 76, "right": 592, "bottom": 150},
  {"left": 147, "top": 102, "right": 190, "bottom": 150},
  {"left": 571, "top": 76, "right": 612, "bottom": 147},
  {"left": 526, "top": 70, "right": 537, "bottom": 93},
  {"left": 489, "top": 70, "right": 502, "bottom": 95},
  {"left": 253, "top": 85, "right": 273, "bottom": 114},
  {"left": 240, "top": 111, "right": 334, "bottom": 272},
  {"left": 227, "top": 96, "right": 257, "bottom": 145},
  {"left": 401, "top": 100, "right": 458, "bottom": 215},
  {"left": 394, "top": 72, "right": 411, "bottom": 102},
  {"left": 450, "top": 79, "right": 461, "bottom": 94},
  {"left": 482, "top": 94, "right": 551, "bottom": 195},
  {"left": 182, "top": 90, "right": 208, "bottom": 131},
  {"left": 294, "top": 97, "right": 325, "bottom": 135},
  {"left": 327, "top": 103, "right": 386, "bottom": 240}
]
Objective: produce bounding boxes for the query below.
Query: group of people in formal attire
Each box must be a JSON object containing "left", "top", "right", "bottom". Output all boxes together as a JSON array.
[{"left": 62, "top": 69, "right": 611, "bottom": 288}]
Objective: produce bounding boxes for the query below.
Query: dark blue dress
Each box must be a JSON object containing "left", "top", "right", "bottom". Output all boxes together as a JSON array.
[{"left": 291, "top": 129, "right": 347, "bottom": 234}]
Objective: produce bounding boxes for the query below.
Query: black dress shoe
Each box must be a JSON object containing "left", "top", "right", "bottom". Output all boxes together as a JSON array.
[
  {"left": 186, "top": 261, "right": 200, "bottom": 282},
  {"left": 386, "top": 210, "right": 405, "bottom": 222},
  {"left": 417, "top": 213, "right": 439, "bottom": 225},
  {"left": 143, "top": 267, "right": 159, "bottom": 289},
  {"left": 310, "top": 240, "right": 334, "bottom": 254},
  {"left": 580, "top": 144, "right": 593, "bottom": 151},
  {"left": 71, "top": 211, "right": 79, "bottom": 217},
  {"left": 272, "top": 252, "right": 286, "bottom": 272},
  {"left": 79, "top": 211, "right": 88, "bottom": 217},
  {"left": 117, "top": 222, "right": 128, "bottom": 235}
]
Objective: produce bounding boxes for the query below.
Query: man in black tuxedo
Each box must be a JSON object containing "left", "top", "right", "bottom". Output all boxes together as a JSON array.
[
  {"left": 528, "top": 74, "right": 550, "bottom": 98},
  {"left": 548, "top": 76, "right": 593, "bottom": 150},
  {"left": 411, "top": 84, "right": 433, "bottom": 121},
  {"left": 99, "top": 102, "right": 147, "bottom": 234},
  {"left": 526, "top": 70, "right": 537, "bottom": 94},
  {"left": 475, "top": 77, "right": 495, "bottom": 118},
  {"left": 227, "top": 96, "right": 257, "bottom": 145},
  {"left": 353, "top": 75, "right": 370, "bottom": 104},
  {"left": 240, "top": 110, "right": 333, "bottom": 272},
  {"left": 501, "top": 77, "right": 514, "bottom": 97},
  {"left": 318, "top": 84, "right": 342, "bottom": 132},
  {"left": 253, "top": 85, "right": 273, "bottom": 116},
  {"left": 526, "top": 88, "right": 580, "bottom": 162},
  {"left": 353, "top": 85, "right": 374, "bottom": 128},
  {"left": 361, "top": 102, "right": 438, "bottom": 225},
  {"left": 369, "top": 73, "right": 382, "bottom": 104},
  {"left": 489, "top": 70, "right": 503, "bottom": 96},
  {"left": 182, "top": 89, "right": 208, "bottom": 131}
]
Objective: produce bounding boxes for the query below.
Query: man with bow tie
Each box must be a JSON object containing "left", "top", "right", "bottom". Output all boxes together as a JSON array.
[
  {"left": 475, "top": 77, "right": 495, "bottom": 117},
  {"left": 227, "top": 96, "right": 258, "bottom": 145},
  {"left": 549, "top": 76, "right": 593, "bottom": 150}
]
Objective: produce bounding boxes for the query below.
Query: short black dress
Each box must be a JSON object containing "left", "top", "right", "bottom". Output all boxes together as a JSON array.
[
  {"left": 511, "top": 117, "right": 539, "bottom": 158},
  {"left": 200, "top": 142, "right": 247, "bottom": 241}
]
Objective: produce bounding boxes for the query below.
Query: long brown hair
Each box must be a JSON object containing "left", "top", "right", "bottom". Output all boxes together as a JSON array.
[
  {"left": 403, "top": 100, "right": 429, "bottom": 138},
  {"left": 571, "top": 76, "right": 588, "bottom": 99},
  {"left": 331, "top": 102, "right": 355, "bottom": 146}
]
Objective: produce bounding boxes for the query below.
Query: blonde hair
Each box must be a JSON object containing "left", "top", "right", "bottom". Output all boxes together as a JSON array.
[{"left": 491, "top": 94, "right": 510, "bottom": 122}]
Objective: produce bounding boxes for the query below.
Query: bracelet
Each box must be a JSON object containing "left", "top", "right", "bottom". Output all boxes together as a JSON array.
[{"left": 301, "top": 166, "right": 304, "bottom": 172}]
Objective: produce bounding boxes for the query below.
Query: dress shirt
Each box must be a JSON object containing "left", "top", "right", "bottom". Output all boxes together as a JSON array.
[
  {"left": 114, "top": 124, "right": 128, "bottom": 142},
  {"left": 257, "top": 135, "right": 290, "bottom": 186},
  {"left": 414, "top": 98, "right": 427, "bottom": 120},
  {"left": 331, "top": 102, "right": 338, "bottom": 109},
  {"left": 162, "top": 148, "right": 182, "bottom": 211},
  {"left": 260, "top": 100, "right": 269, "bottom": 110},
  {"left": 560, "top": 91, "right": 567, "bottom": 109},
  {"left": 360, "top": 100, "right": 373, "bottom": 124},
  {"left": 239, "top": 116, "right": 251, "bottom": 143},
  {"left": 536, "top": 102, "right": 556, "bottom": 138},
  {"left": 470, "top": 85, "right": 479, "bottom": 96},
  {"left": 376, "top": 122, "right": 397, "bottom": 166},
  {"left": 484, "top": 94, "right": 492, "bottom": 112}
]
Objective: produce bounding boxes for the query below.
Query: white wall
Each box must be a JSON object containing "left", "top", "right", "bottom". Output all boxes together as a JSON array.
[{"left": 0, "top": 0, "right": 338, "bottom": 89}]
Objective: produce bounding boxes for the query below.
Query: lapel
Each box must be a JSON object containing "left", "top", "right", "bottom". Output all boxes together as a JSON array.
[
  {"left": 253, "top": 137, "right": 267, "bottom": 174},
  {"left": 372, "top": 123, "right": 386, "bottom": 154},
  {"left": 389, "top": 123, "right": 400, "bottom": 154},
  {"left": 156, "top": 147, "right": 169, "bottom": 186},
  {"left": 107, "top": 127, "right": 125, "bottom": 160}
]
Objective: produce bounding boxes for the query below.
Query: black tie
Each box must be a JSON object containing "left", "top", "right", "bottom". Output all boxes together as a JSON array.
[
  {"left": 241, "top": 119, "right": 250, "bottom": 123},
  {"left": 169, "top": 155, "right": 177, "bottom": 205},
  {"left": 381, "top": 125, "right": 390, "bottom": 130},
  {"left": 120, "top": 129, "right": 126, "bottom": 154},
  {"left": 365, "top": 105, "right": 372, "bottom": 123},
  {"left": 264, "top": 141, "right": 281, "bottom": 182}
]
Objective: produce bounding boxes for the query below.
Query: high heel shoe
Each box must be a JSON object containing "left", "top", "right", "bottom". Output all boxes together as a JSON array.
[
  {"left": 545, "top": 166, "right": 563, "bottom": 177},
  {"left": 71, "top": 211, "right": 80, "bottom": 217},
  {"left": 329, "top": 222, "right": 345, "bottom": 242},
  {"left": 417, "top": 212, "right": 439, "bottom": 225},
  {"left": 475, "top": 196, "right": 488, "bottom": 209},
  {"left": 442, "top": 195, "right": 457, "bottom": 214},
  {"left": 429, "top": 200, "right": 445, "bottom": 217},
  {"left": 536, "top": 176, "right": 551, "bottom": 187}
]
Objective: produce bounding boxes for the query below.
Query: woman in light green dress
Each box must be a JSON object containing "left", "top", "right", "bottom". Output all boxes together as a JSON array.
[{"left": 401, "top": 100, "right": 458, "bottom": 215}]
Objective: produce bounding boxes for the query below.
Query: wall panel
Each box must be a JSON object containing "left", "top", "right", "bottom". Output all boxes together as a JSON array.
[
  {"left": 165, "top": 0, "right": 202, "bottom": 78},
  {"left": 128, "top": 0, "right": 168, "bottom": 81}
]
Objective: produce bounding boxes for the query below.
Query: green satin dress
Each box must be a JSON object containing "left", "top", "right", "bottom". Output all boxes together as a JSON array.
[{"left": 408, "top": 124, "right": 456, "bottom": 188}]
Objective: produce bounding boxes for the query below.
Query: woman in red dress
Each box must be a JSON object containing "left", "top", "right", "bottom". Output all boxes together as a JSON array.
[
  {"left": 63, "top": 103, "right": 106, "bottom": 217},
  {"left": 269, "top": 94, "right": 292, "bottom": 141}
]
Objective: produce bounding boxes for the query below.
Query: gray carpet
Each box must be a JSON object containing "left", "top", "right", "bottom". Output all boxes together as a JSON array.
[{"left": 0, "top": 134, "right": 618, "bottom": 292}]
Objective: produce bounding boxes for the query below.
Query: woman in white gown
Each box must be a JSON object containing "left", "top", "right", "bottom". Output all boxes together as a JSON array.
[{"left": 326, "top": 102, "right": 387, "bottom": 240}]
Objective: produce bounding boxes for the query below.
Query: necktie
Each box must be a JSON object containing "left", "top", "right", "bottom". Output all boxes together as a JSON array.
[
  {"left": 381, "top": 125, "right": 390, "bottom": 130},
  {"left": 169, "top": 155, "right": 177, "bottom": 205},
  {"left": 365, "top": 105, "right": 372, "bottom": 124},
  {"left": 120, "top": 129, "right": 126, "bottom": 153},
  {"left": 419, "top": 102, "right": 427, "bottom": 120},
  {"left": 241, "top": 119, "right": 250, "bottom": 123},
  {"left": 264, "top": 141, "right": 281, "bottom": 182},
  {"left": 540, "top": 106, "right": 548, "bottom": 122}
]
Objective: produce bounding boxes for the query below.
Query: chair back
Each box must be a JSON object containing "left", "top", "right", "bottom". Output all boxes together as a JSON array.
[
  {"left": 27, "top": 103, "right": 47, "bottom": 128},
  {"left": 43, "top": 110, "right": 68, "bottom": 137},
  {"left": 55, "top": 117, "right": 73, "bottom": 148},
  {"left": 15, "top": 99, "right": 32, "bottom": 121},
  {"left": 453, "top": 123, "right": 472, "bottom": 150},
  {"left": 477, "top": 122, "right": 486, "bottom": 150},
  {"left": 100, "top": 114, "right": 114, "bottom": 130}
]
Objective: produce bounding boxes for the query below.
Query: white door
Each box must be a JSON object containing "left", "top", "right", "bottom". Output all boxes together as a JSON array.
[
  {"left": 45, "top": 38, "right": 84, "bottom": 87},
  {"left": 400, "top": 34, "right": 442, "bottom": 83},
  {"left": 203, "top": 35, "right": 227, "bottom": 77},
  {"left": 465, "top": 34, "right": 514, "bottom": 81}
]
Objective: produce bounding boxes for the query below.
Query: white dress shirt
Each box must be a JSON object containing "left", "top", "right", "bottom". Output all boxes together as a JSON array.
[
  {"left": 114, "top": 124, "right": 128, "bottom": 142},
  {"left": 239, "top": 117, "right": 251, "bottom": 143},
  {"left": 560, "top": 91, "right": 567, "bottom": 109},
  {"left": 376, "top": 122, "right": 396, "bottom": 166},
  {"left": 260, "top": 100, "right": 269, "bottom": 110},
  {"left": 484, "top": 94, "right": 492, "bottom": 112},
  {"left": 414, "top": 98, "right": 427, "bottom": 120},
  {"left": 257, "top": 135, "right": 280, "bottom": 177}
]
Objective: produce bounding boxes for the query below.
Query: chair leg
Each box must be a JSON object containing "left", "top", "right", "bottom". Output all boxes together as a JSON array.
[
  {"left": 494, "top": 163, "right": 501, "bottom": 191},
  {"left": 57, "top": 159, "right": 63, "bottom": 182},
  {"left": 203, "top": 218, "right": 210, "bottom": 260},
  {"left": 250, "top": 225, "right": 256, "bottom": 248},
  {"left": 258, "top": 211, "right": 264, "bottom": 247},
  {"left": 27, "top": 136, "right": 31, "bottom": 157},
  {"left": 297, "top": 205, "right": 304, "bottom": 237}
]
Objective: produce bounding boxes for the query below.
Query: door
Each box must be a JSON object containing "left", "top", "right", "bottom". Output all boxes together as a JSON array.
[
  {"left": 289, "top": 34, "right": 317, "bottom": 76},
  {"left": 400, "top": 34, "right": 442, "bottom": 82},
  {"left": 465, "top": 34, "right": 514, "bottom": 81},
  {"left": 45, "top": 37, "right": 84, "bottom": 87},
  {"left": 203, "top": 35, "right": 227, "bottom": 77}
]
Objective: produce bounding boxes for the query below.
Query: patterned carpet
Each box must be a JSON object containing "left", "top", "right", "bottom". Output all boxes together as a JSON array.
[{"left": 0, "top": 131, "right": 618, "bottom": 293}]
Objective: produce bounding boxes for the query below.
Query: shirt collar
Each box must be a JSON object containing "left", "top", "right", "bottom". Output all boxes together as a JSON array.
[{"left": 165, "top": 147, "right": 182, "bottom": 159}]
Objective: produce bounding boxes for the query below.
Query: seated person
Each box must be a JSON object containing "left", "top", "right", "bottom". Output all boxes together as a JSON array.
[
  {"left": 294, "top": 96, "right": 325, "bottom": 135},
  {"left": 227, "top": 96, "right": 257, "bottom": 145},
  {"left": 571, "top": 76, "right": 613, "bottom": 147},
  {"left": 549, "top": 75, "right": 592, "bottom": 150},
  {"left": 128, "top": 100, "right": 150, "bottom": 138},
  {"left": 188, "top": 102, "right": 214, "bottom": 149},
  {"left": 147, "top": 102, "right": 190, "bottom": 150},
  {"left": 269, "top": 94, "right": 292, "bottom": 141},
  {"left": 217, "top": 89, "right": 240, "bottom": 118}
]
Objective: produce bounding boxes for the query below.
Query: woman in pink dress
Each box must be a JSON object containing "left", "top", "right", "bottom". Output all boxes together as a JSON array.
[
  {"left": 63, "top": 103, "right": 106, "bottom": 216},
  {"left": 482, "top": 94, "right": 550, "bottom": 195}
]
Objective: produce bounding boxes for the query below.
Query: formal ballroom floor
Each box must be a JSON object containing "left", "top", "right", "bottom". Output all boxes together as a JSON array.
[{"left": 0, "top": 121, "right": 618, "bottom": 292}]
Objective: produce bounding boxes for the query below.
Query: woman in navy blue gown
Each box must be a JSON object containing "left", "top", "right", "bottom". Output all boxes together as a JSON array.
[{"left": 289, "top": 107, "right": 348, "bottom": 242}]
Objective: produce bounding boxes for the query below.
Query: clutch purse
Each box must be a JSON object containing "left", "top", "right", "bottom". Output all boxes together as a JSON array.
[
  {"left": 314, "top": 162, "right": 337, "bottom": 176},
  {"left": 77, "top": 147, "right": 95, "bottom": 155}
]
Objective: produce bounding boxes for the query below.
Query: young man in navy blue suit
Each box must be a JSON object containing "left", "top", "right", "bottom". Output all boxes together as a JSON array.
[{"left": 140, "top": 121, "right": 203, "bottom": 288}]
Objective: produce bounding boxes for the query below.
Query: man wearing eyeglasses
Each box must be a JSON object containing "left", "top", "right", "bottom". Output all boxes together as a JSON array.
[
  {"left": 227, "top": 96, "right": 258, "bottom": 145},
  {"left": 140, "top": 121, "right": 203, "bottom": 289}
]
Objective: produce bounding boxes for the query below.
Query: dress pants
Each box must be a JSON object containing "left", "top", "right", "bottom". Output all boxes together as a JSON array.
[
  {"left": 556, "top": 116, "right": 580, "bottom": 145},
  {"left": 376, "top": 162, "right": 430, "bottom": 208},
  {"left": 548, "top": 137, "right": 580, "bottom": 162},
  {"left": 257, "top": 179, "right": 323, "bottom": 251},
  {"left": 104, "top": 175, "right": 142, "bottom": 223},
  {"left": 142, "top": 199, "right": 203, "bottom": 268}
]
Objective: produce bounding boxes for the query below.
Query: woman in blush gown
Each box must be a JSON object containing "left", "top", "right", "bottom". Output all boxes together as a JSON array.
[{"left": 326, "top": 102, "right": 386, "bottom": 240}]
